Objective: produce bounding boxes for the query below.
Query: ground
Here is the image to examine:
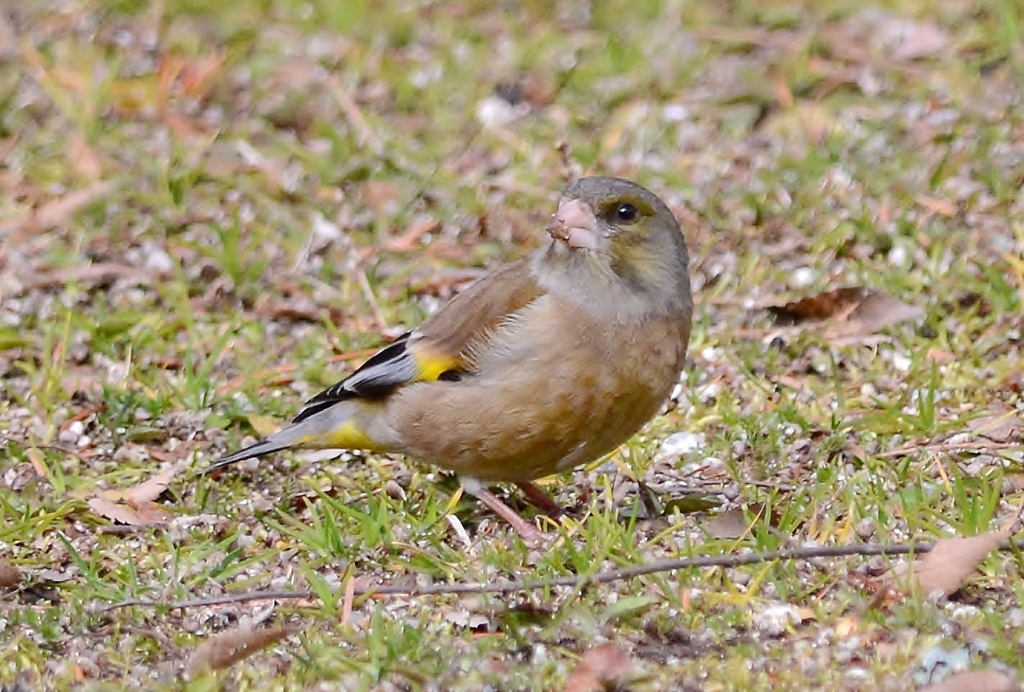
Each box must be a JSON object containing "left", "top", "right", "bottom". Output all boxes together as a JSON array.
[{"left": 1, "top": 0, "right": 1023, "bottom": 690}]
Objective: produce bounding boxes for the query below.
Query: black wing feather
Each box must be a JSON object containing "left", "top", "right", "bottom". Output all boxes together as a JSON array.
[{"left": 293, "top": 332, "right": 416, "bottom": 423}]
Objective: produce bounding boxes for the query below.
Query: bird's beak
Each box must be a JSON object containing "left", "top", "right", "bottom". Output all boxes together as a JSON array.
[{"left": 546, "top": 198, "right": 604, "bottom": 251}]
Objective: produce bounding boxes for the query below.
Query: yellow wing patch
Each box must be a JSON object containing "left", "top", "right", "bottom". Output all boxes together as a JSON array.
[{"left": 408, "top": 344, "right": 462, "bottom": 382}]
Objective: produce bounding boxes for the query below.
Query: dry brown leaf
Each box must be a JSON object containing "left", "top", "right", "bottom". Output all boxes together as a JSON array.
[
  {"left": 86, "top": 496, "right": 171, "bottom": 525},
  {"left": 563, "top": 643, "right": 634, "bottom": 692},
  {"left": 255, "top": 297, "right": 321, "bottom": 323},
  {"left": 768, "top": 287, "right": 923, "bottom": 339},
  {"left": 825, "top": 291, "right": 924, "bottom": 339},
  {"left": 124, "top": 465, "right": 180, "bottom": 504},
  {"left": 188, "top": 625, "right": 296, "bottom": 674},
  {"left": 706, "top": 503, "right": 767, "bottom": 539},
  {"left": 919, "top": 670, "right": 1018, "bottom": 692},
  {"left": 149, "top": 442, "right": 200, "bottom": 465},
  {"left": 1003, "top": 475, "right": 1024, "bottom": 494},
  {"left": 26, "top": 447, "right": 47, "bottom": 477},
  {"left": 80, "top": 465, "right": 181, "bottom": 526},
  {"left": 900, "top": 530, "right": 1008, "bottom": 597},
  {"left": 768, "top": 287, "right": 872, "bottom": 324},
  {"left": 495, "top": 70, "right": 558, "bottom": 107},
  {"left": 967, "top": 408, "right": 1022, "bottom": 443},
  {"left": 0, "top": 560, "right": 22, "bottom": 589}
]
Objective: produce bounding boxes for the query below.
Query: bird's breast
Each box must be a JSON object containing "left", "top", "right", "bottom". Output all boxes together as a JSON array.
[{"left": 386, "top": 298, "right": 691, "bottom": 482}]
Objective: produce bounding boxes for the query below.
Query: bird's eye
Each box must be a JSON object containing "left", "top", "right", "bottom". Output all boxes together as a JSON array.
[{"left": 615, "top": 203, "right": 639, "bottom": 223}]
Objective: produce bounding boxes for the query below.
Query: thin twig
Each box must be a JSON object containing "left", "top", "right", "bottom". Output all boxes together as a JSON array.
[
  {"left": 876, "top": 440, "right": 1019, "bottom": 459},
  {"left": 98, "top": 538, "right": 1024, "bottom": 612}
]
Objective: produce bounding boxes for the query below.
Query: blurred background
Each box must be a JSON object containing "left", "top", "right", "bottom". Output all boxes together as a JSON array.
[{"left": 2, "top": 0, "right": 1023, "bottom": 688}]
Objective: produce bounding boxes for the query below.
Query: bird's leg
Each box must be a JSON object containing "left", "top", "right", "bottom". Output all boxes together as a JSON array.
[
  {"left": 514, "top": 481, "right": 565, "bottom": 518},
  {"left": 460, "top": 478, "right": 545, "bottom": 542}
]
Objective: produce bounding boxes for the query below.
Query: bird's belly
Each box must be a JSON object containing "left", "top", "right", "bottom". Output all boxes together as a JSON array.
[{"left": 387, "top": 316, "right": 687, "bottom": 482}]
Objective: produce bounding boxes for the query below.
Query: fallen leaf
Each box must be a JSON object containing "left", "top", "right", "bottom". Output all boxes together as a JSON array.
[
  {"left": 79, "top": 465, "right": 182, "bottom": 526},
  {"left": 149, "top": 442, "right": 198, "bottom": 464},
  {"left": 188, "top": 625, "right": 296, "bottom": 673},
  {"left": 123, "top": 465, "right": 179, "bottom": 504},
  {"left": 563, "top": 643, "right": 634, "bottom": 692},
  {"left": 35, "top": 567, "right": 77, "bottom": 584},
  {"left": 919, "top": 670, "right": 1018, "bottom": 692},
  {"left": 0, "top": 560, "right": 21, "bottom": 589},
  {"left": 768, "top": 287, "right": 872, "bottom": 324},
  {"left": 967, "top": 408, "right": 1022, "bottom": 443},
  {"left": 705, "top": 503, "right": 767, "bottom": 539},
  {"left": 86, "top": 496, "right": 172, "bottom": 526},
  {"left": 767, "top": 287, "right": 924, "bottom": 339},
  {"left": 825, "top": 291, "right": 924, "bottom": 339},
  {"left": 255, "top": 296, "right": 322, "bottom": 323},
  {"left": 898, "top": 530, "right": 1008, "bottom": 597},
  {"left": 494, "top": 70, "right": 558, "bottom": 107},
  {"left": 26, "top": 447, "right": 47, "bottom": 477},
  {"left": 1003, "top": 475, "right": 1024, "bottom": 494}
]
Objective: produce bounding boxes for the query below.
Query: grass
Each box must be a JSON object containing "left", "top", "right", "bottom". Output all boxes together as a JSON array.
[{"left": 2, "top": 0, "right": 1023, "bottom": 689}]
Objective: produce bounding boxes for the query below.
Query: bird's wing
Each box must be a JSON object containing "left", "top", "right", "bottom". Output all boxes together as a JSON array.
[{"left": 294, "top": 259, "right": 544, "bottom": 422}]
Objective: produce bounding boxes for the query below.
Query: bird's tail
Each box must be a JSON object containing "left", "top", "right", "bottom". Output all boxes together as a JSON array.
[
  {"left": 197, "top": 399, "right": 395, "bottom": 476},
  {"left": 196, "top": 419, "right": 320, "bottom": 476}
]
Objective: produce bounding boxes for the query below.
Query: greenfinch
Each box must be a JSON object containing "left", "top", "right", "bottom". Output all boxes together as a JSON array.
[{"left": 202, "top": 176, "right": 692, "bottom": 540}]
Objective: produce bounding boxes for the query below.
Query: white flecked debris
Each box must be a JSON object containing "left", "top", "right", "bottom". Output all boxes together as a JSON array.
[
  {"left": 659, "top": 431, "right": 705, "bottom": 457},
  {"left": 790, "top": 267, "right": 816, "bottom": 288},
  {"left": 751, "top": 603, "right": 803, "bottom": 637}
]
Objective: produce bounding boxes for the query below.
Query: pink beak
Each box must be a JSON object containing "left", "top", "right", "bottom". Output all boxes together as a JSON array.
[{"left": 545, "top": 198, "right": 603, "bottom": 250}]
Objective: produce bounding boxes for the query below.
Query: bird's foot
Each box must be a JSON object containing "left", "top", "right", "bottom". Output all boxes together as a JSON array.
[
  {"left": 514, "top": 480, "right": 565, "bottom": 519},
  {"left": 460, "top": 478, "right": 547, "bottom": 543}
]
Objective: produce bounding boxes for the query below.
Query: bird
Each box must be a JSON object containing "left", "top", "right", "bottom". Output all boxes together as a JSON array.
[{"left": 200, "top": 176, "right": 693, "bottom": 541}]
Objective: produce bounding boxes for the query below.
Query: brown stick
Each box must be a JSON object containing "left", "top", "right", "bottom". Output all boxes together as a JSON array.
[{"left": 96, "top": 538, "right": 1024, "bottom": 612}]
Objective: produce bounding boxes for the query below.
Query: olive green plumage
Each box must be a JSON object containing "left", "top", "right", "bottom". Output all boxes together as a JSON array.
[{"left": 204, "top": 176, "right": 693, "bottom": 537}]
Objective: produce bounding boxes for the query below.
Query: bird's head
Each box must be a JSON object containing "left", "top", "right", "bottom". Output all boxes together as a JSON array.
[{"left": 541, "top": 176, "right": 691, "bottom": 316}]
